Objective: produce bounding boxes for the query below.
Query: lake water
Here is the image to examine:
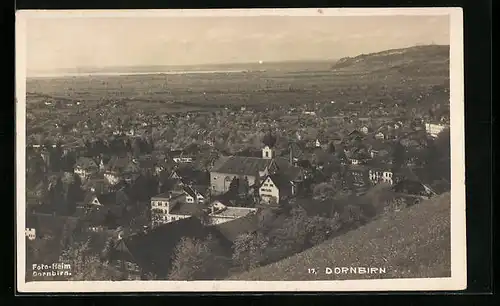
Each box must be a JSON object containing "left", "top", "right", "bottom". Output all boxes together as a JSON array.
[{"left": 28, "top": 70, "right": 249, "bottom": 78}]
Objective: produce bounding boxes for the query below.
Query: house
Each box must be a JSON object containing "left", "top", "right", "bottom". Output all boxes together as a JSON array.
[
  {"left": 345, "top": 147, "right": 371, "bottom": 165},
  {"left": 182, "top": 185, "right": 207, "bottom": 204},
  {"left": 360, "top": 126, "right": 371, "bottom": 134},
  {"left": 108, "top": 217, "right": 231, "bottom": 279},
  {"left": 344, "top": 165, "right": 370, "bottom": 194},
  {"left": 82, "top": 173, "right": 109, "bottom": 193},
  {"left": 210, "top": 144, "right": 283, "bottom": 195},
  {"left": 169, "top": 149, "right": 193, "bottom": 163},
  {"left": 154, "top": 163, "right": 166, "bottom": 176},
  {"left": 73, "top": 157, "right": 99, "bottom": 181},
  {"left": 173, "top": 157, "right": 193, "bottom": 163},
  {"left": 425, "top": 122, "right": 448, "bottom": 138},
  {"left": 25, "top": 228, "right": 36, "bottom": 240},
  {"left": 170, "top": 167, "right": 210, "bottom": 187},
  {"left": 88, "top": 192, "right": 117, "bottom": 207},
  {"left": 374, "top": 131, "right": 385, "bottom": 140},
  {"left": 150, "top": 192, "right": 197, "bottom": 227},
  {"left": 258, "top": 174, "right": 295, "bottom": 205},
  {"left": 368, "top": 167, "right": 395, "bottom": 185},
  {"left": 344, "top": 130, "right": 364, "bottom": 142},
  {"left": 104, "top": 156, "right": 140, "bottom": 185}
]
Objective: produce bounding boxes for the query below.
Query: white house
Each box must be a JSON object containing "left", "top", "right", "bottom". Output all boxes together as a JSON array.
[
  {"left": 173, "top": 157, "right": 193, "bottom": 163},
  {"left": 74, "top": 157, "right": 99, "bottom": 181},
  {"left": 150, "top": 193, "right": 188, "bottom": 227},
  {"left": 425, "top": 123, "right": 447, "bottom": 138},
  {"left": 258, "top": 174, "right": 294, "bottom": 205},
  {"left": 104, "top": 171, "right": 121, "bottom": 185},
  {"left": 374, "top": 131, "right": 385, "bottom": 140},
  {"left": 25, "top": 228, "right": 36, "bottom": 240},
  {"left": 369, "top": 169, "right": 394, "bottom": 185},
  {"left": 183, "top": 186, "right": 206, "bottom": 204}
]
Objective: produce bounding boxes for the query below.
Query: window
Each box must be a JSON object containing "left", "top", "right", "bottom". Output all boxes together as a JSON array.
[{"left": 265, "top": 151, "right": 269, "bottom": 157}]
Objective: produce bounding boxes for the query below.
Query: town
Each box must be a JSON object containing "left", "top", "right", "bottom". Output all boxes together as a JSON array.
[{"left": 24, "top": 46, "right": 451, "bottom": 281}]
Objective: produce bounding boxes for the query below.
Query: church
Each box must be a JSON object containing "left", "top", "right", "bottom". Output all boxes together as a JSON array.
[{"left": 210, "top": 133, "right": 301, "bottom": 196}]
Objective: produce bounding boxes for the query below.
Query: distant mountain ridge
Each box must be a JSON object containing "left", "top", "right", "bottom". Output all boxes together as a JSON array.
[{"left": 331, "top": 45, "right": 450, "bottom": 74}]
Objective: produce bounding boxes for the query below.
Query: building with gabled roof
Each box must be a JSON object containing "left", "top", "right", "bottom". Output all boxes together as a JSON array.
[
  {"left": 210, "top": 136, "right": 300, "bottom": 196},
  {"left": 258, "top": 173, "right": 295, "bottom": 206}
]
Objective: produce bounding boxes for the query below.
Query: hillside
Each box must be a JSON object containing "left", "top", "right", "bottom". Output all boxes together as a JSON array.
[
  {"left": 331, "top": 45, "right": 449, "bottom": 77},
  {"left": 228, "top": 192, "right": 451, "bottom": 281}
]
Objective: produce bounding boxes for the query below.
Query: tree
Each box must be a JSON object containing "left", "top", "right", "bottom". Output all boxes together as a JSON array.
[
  {"left": 59, "top": 238, "right": 125, "bottom": 281},
  {"left": 273, "top": 207, "right": 309, "bottom": 253},
  {"left": 434, "top": 127, "right": 451, "bottom": 181},
  {"left": 256, "top": 207, "right": 277, "bottom": 233},
  {"left": 168, "top": 235, "right": 229, "bottom": 280},
  {"left": 312, "top": 182, "right": 336, "bottom": 200},
  {"left": 305, "top": 215, "right": 341, "bottom": 245},
  {"left": 340, "top": 204, "right": 364, "bottom": 229},
  {"left": 238, "top": 176, "right": 250, "bottom": 197},
  {"left": 392, "top": 141, "right": 406, "bottom": 171},
  {"left": 131, "top": 138, "right": 143, "bottom": 156},
  {"left": 328, "top": 142, "right": 336, "bottom": 154},
  {"left": 228, "top": 177, "right": 239, "bottom": 195},
  {"left": 232, "top": 232, "right": 270, "bottom": 270},
  {"left": 192, "top": 208, "right": 211, "bottom": 226}
]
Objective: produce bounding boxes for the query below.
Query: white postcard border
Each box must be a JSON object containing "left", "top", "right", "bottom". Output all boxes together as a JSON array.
[{"left": 16, "top": 7, "right": 466, "bottom": 292}]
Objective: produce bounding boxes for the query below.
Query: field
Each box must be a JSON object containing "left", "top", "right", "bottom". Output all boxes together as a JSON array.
[
  {"left": 26, "top": 45, "right": 450, "bottom": 114},
  {"left": 228, "top": 192, "right": 451, "bottom": 280}
]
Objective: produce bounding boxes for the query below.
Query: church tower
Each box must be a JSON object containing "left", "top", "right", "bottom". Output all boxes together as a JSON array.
[
  {"left": 262, "top": 130, "right": 277, "bottom": 160},
  {"left": 262, "top": 146, "right": 274, "bottom": 159}
]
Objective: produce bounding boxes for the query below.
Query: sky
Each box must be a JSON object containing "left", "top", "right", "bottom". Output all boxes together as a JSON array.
[{"left": 24, "top": 14, "right": 450, "bottom": 73}]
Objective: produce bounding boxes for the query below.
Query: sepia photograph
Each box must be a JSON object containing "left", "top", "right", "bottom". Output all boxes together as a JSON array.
[{"left": 16, "top": 8, "right": 466, "bottom": 292}]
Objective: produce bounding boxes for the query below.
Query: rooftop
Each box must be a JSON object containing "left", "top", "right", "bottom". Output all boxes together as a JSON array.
[
  {"left": 210, "top": 206, "right": 257, "bottom": 219},
  {"left": 211, "top": 156, "right": 273, "bottom": 175},
  {"left": 211, "top": 213, "right": 259, "bottom": 242},
  {"left": 170, "top": 202, "right": 202, "bottom": 216},
  {"left": 151, "top": 192, "right": 184, "bottom": 201}
]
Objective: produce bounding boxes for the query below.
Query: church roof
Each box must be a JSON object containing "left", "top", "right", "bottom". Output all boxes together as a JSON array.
[{"left": 211, "top": 156, "right": 273, "bottom": 176}]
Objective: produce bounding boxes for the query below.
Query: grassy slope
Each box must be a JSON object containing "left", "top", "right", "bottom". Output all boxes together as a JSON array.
[{"left": 228, "top": 192, "right": 451, "bottom": 280}]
